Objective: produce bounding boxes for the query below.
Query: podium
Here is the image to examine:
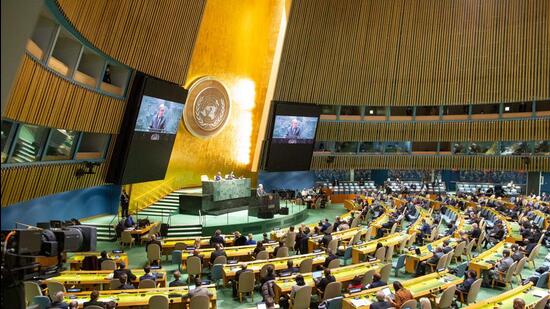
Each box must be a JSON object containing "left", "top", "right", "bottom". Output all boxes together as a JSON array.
[{"left": 248, "top": 194, "right": 281, "bottom": 218}]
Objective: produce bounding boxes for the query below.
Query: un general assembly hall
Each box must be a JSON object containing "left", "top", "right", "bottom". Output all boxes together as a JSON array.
[{"left": 1, "top": 0, "right": 550, "bottom": 308}]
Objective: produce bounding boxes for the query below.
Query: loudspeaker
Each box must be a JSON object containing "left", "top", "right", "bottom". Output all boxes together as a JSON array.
[
  {"left": 258, "top": 211, "right": 274, "bottom": 219},
  {"left": 160, "top": 224, "right": 169, "bottom": 237},
  {"left": 279, "top": 207, "right": 289, "bottom": 215},
  {"left": 74, "top": 225, "right": 97, "bottom": 252}
]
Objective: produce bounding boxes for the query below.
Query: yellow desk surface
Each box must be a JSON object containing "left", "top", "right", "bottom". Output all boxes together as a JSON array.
[
  {"left": 464, "top": 283, "right": 548, "bottom": 308},
  {"left": 127, "top": 222, "right": 159, "bottom": 236},
  {"left": 404, "top": 236, "right": 462, "bottom": 273},
  {"left": 307, "top": 226, "right": 368, "bottom": 252},
  {"left": 222, "top": 252, "right": 327, "bottom": 283},
  {"left": 47, "top": 270, "right": 167, "bottom": 289},
  {"left": 273, "top": 261, "right": 385, "bottom": 301},
  {"left": 342, "top": 271, "right": 463, "bottom": 309},
  {"left": 469, "top": 241, "right": 510, "bottom": 277},
  {"left": 67, "top": 252, "right": 129, "bottom": 270},
  {"left": 351, "top": 233, "right": 410, "bottom": 264},
  {"left": 271, "top": 224, "right": 317, "bottom": 241},
  {"left": 161, "top": 235, "right": 235, "bottom": 255},
  {"left": 64, "top": 285, "right": 217, "bottom": 308},
  {"left": 181, "top": 242, "right": 279, "bottom": 262},
  {"left": 407, "top": 207, "right": 433, "bottom": 234}
]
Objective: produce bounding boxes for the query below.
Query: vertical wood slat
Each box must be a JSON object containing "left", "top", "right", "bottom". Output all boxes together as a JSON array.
[
  {"left": 5, "top": 55, "right": 125, "bottom": 134},
  {"left": 55, "top": 0, "right": 206, "bottom": 85},
  {"left": 275, "top": 0, "right": 550, "bottom": 106}
]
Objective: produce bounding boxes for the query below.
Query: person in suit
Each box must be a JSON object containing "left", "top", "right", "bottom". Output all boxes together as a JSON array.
[
  {"left": 246, "top": 233, "right": 256, "bottom": 245},
  {"left": 323, "top": 248, "right": 338, "bottom": 268},
  {"left": 456, "top": 270, "right": 477, "bottom": 298},
  {"left": 139, "top": 266, "right": 157, "bottom": 282},
  {"left": 319, "top": 231, "right": 333, "bottom": 248},
  {"left": 511, "top": 244, "right": 525, "bottom": 262},
  {"left": 233, "top": 231, "right": 247, "bottom": 246},
  {"left": 209, "top": 244, "right": 227, "bottom": 265},
  {"left": 232, "top": 264, "right": 252, "bottom": 297},
  {"left": 83, "top": 290, "right": 114, "bottom": 309},
  {"left": 417, "top": 219, "right": 432, "bottom": 244},
  {"left": 315, "top": 268, "right": 336, "bottom": 293},
  {"left": 253, "top": 242, "right": 267, "bottom": 257},
  {"left": 366, "top": 273, "right": 387, "bottom": 289},
  {"left": 97, "top": 251, "right": 112, "bottom": 266},
  {"left": 257, "top": 184, "right": 267, "bottom": 197},
  {"left": 285, "top": 119, "right": 301, "bottom": 139},
  {"left": 210, "top": 230, "right": 226, "bottom": 246},
  {"left": 169, "top": 271, "right": 186, "bottom": 287},
  {"left": 185, "top": 279, "right": 213, "bottom": 298},
  {"left": 415, "top": 247, "right": 444, "bottom": 277},
  {"left": 145, "top": 234, "right": 162, "bottom": 252},
  {"left": 298, "top": 228, "right": 310, "bottom": 254},
  {"left": 117, "top": 274, "right": 135, "bottom": 290},
  {"left": 370, "top": 290, "right": 393, "bottom": 309},
  {"left": 124, "top": 215, "right": 135, "bottom": 228},
  {"left": 282, "top": 260, "right": 299, "bottom": 274},
  {"left": 150, "top": 103, "right": 166, "bottom": 132},
  {"left": 441, "top": 240, "right": 453, "bottom": 254},
  {"left": 113, "top": 262, "right": 136, "bottom": 281},
  {"left": 260, "top": 266, "right": 277, "bottom": 285},
  {"left": 49, "top": 291, "right": 70, "bottom": 309},
  {"left": 484, "top": 249, "right": 514, "bottom": 286},
  {"left": 273, "top": 241, "right": 286, "bottom": 257},
  {"left": 120, "top": 189, "right": 129, "bottom": 218}
]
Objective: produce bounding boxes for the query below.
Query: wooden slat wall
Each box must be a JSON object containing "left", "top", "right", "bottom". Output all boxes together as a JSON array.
[
  {"left": 275, "top": 0, "right": 550, "bottom": 106},
  {"left": 4, "top": 55, "right": 125, "bottom": 134},
  {"left": 1, "top": 138, "right": 116, "bottom": 207},
  {"left": 55, "top": 0, "right": 206, "bottom": 85},
  {"left": 316, "top": 118, "right": 550, "bottom": 142},
  {"left": 311, "top": 155, "right": 550, "bottom": 172}
]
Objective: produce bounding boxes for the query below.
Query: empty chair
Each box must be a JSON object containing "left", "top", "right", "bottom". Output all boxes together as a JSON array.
[
  {"left": 379, "top": 264, "right": 392, "bottom": 283},
  {"left": 290, "top": 285, "right": 312, "bottom": 309},
  {"left": 276, "top": 246, "right": 289, "bottom": 258},
  {"left": 189, "top": 294, "right": 210, "bottom": 309},
  {"left": 342, "top": 247, "right": 353, "bottom": 265},
  {"left": 109, "top": 279, "right": 121, "bottom": 290},
  {"left": 325, "top": 296, "right": 343, "bottom": 309},
  {"left": 400, "top": 299, "right": 417, "bottom": 309},
  {"left": 148, "top": 294, "right": 169, "bottom": 309},
  {"left": 393, "top": 255, "right": 406, "bottom": 277},
  {"left": 327, "top": 258, "right": 340, "bottom": 269},
  {"left": 299, "top": 258, "right": 313, "bottom": 273},
  {"left": 456, "top": 278, "right": 482, "bottom": 306},
  {"left": 24, "top": 281, "right": 42, "bottom": 306},
  {"left": 120, "top": 231, "right": 135, "bottom": 248},
  {"left": 434, "top": 285, "right": 456, "bottom": 309},
  {"left": 238, "top": 271, "right": 255, "bottom": 303},
  {"left": 101, "top": 259, "right": 117, "bottom": 270},
  {"left": 535, "top": 271, "right": 549, "bottom": 288},
  {"left": 513, "top": 257, "right": 528, "bottom": 283},
  {"left": 138, "top": 279, "right": 156, "bottom": 289},
  {"left": 364, "top": 227, "right": 372, "bottom": 241},
  {"left": 527, "top": 244, "right": 541, "bottom": 269},
  {"left": 350, "top": 231, "right": 362, "bottom": 246},
  {"left": 172, "top": 250, "right": 183, "bottom": 272},
  {"left": 464, "top": 239, "right": 475, "bottom": 260},
  {"left": 374, "top": 246, "right": 386, "bottom": 261},
  {"left": 256, "top": 251, "right": 269, "bottom": 260},
  {"left": 327, "top": 239, "right": 339, "bottom": 253},
  {"left": 147, "top": 243, "right": 162, "bottom": 266},
  {"left": 445, "top": 250, "right": 454, "bottom": 268},
  {"left": 385, "top": 245, "right": 395, "bottom": 263},
  {"left": 46, "top": 281, "right": 65, "bottom": 299},
  {"left": 212, "top": 255, "right": 227, "bottom": 265},
  {"left": 398, "top": 236, "right": 410, "bottom": 254},
  {"left": 322, "top": 281, "right": 342, "bottom": 301},
  {"left": 210, "top": 264, "right": 224, "bottom": 288},
  {"left": 187, "top": 255, "right": 202, "bottom": 282},
  {"left": 452, "top": 241, "right": 466, "bottom": 263},
  {"left": 406, "top": 233, "right": 417, "bottom": 248}
]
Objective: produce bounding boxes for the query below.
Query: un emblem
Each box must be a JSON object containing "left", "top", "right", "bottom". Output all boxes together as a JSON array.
[{"left": 183, "top": 77, "right": 231, "bottom": 138}]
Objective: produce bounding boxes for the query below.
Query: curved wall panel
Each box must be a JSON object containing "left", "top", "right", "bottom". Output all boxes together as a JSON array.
[
  {"left": 275, "top": 0, "right": 550, "bottom": 106},
  {"left": 316, "top": 119, "right": 550, "bottom": 142},
  {"left": 55, "top": 0, "right": 206, "bottom": 84},
  {"left": 5, "top": 55, "right": 125, "bottom": 133}
]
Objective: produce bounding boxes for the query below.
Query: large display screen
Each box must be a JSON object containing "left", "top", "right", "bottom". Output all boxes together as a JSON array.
[
  {"left": 271, "top": 115, "right": 318, "bottom": 144},
  {"left": 263, "top": 102, "right": 320, "bottom": 171},
  {"left": 107, "top": 73, "right": 187, "bottom": 184}
]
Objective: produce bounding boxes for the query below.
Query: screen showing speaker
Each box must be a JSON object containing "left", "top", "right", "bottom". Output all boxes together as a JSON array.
[
  {"left": 264, "top": 102, "right": 320, "bottom": 171},
  {"left": 107, "top": 73, "right": 188, "bottom": 184}
]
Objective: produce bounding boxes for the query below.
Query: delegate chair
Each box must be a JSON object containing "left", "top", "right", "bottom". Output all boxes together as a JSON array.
[
  {"left": 513, "top": 257, "right": 528, "bottom": 283},
  {"left": 212, "top": 255, "right": 227, "bottom": 265},
  {"left": 147, "top": 244, "right": 162, "bottom": 266},
  {"left": 211, "top": 264, "right": 224, "bottom": 288},
  {"left": 456, "top": 279, "right": 482, "bottom": 306},
  {"left": 190, "top": 295, "right": 210, "bottom": 309},
  {"left": 527, "top": 244, "right": 541, "bottom": 269},
  {"left": 327, "top": 258, "right": 340, "bottom": 269},
  {"left": 172, "top": 250, "right": 183, "bottom": 272},
  {"left": 535, "top": 271, "right": 549, "bottom": 288},
  {"left": 32, "top": 296, "right": 51, "bottom": 309},
  {"left": 24, "top": 281, "right": 42, "bottom": 306},
  {"left": 138, "top": 279, "right": 156, "bottom": 289},
  {"left": 256, "top": 251, "right": 269, "bottom": 260},
  {"left": 452, "top": 242, "right": 466, "bottom": 263},
  {"left": 384, "top": 245, "right": 395, "bottom": 263},
  {"left": 46, "top": 281, "right": 65, "bottom": 299},
  {"left": 290, "top": 285, "right": 312, "bottom": 309},
  {"left": 84, "top": 305, "right": 104, "bottom": 309},
  {"left": 101, "top": 260, "right": 117, "bottom": 270},
  {"left": 491, "top": 261, "right": 517, "bottom": 289},
  {"left": 238, "top": 271, "right": 255, "bottom": 303},
  {"left": 361, "top": 269, "right": 376, "bottom": 286},
  {"left": 109, "top": 279, "right": 121, "bottom": 290},
  {"left": 534, "top": 295, "right": 549, "bottom": 309},
  {"left": 342, "top": 247, "right": 353, "bottom": 265},
  {"left": 464, "top": 239, "right": 476, "bottom": 260},
  {"left": 327, "top": 239, "right": 339, "bottom": 253},
  {"left": 120, "top": 231, "right": 135, "bottom": 248},
  {"left": 393, "top": 255, "right": 406, "bottom": 277},
  {"left": 400, "top": 299, "right": 417, "bottom": 309},
  {"left": 187, "top": 255, "right": 202, "bottom": 282},
  {"left": 322, "top": 281, "right": 342, "bottom": 301},
  {"left": 259, "top": 264, "right": 276, "bottom": 283},
  {"left": 420, "top": 297, "right": 432, "bottom": 309},
  {"left": 374, "top": 247, "right": 386, "bottom": 261},
  {"left": 174, "top": 242, "right": 187, "bottom": 251},
  {"left": 379, "top": 264, "right": 392, "bottom": 283},
  {"left": 299, "top": 258, "right": 313, "bottom": 273},
  {"left": 433, "top": 285, "right": 456, "bottom": 309},
  {"left": 276, "top": 246, "right": 289, "bottom": 258},
  {"left": 148, "top": 294, "right": 169, "bottom": 309}
]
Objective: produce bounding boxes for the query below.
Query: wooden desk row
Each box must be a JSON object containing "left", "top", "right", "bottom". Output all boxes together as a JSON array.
[
  {"left": 67, "top": 252, "right": 129, "bottom": 270},
  {"left": 181, "top": 242, "right": 279, "bottom": 263},
  {"left": 307, "top": 226, "right": 369, "bottom": 252},
  {"left": 47, "top": 270, "right": 167, "bottom": 290},
  {"left": 468, "top": 241, "right": 509, "bottom": 278},
  {"left": 404, "top": 236, "right": 461, "bottom": 273},
  {"left": 464, "top": 282, "right": 548, "bottom": 308},
  {"left": 161, "top": 235, "right": 235, "bottom": 257},
  {"left": 351, "top": 233, "right": 410, "bottom": 264},
  {"left": 343, "top": 270, "right": 463, "bottom": 309},
  {"left": 63, "top": 285, "right": 217, "bottom": 308}
]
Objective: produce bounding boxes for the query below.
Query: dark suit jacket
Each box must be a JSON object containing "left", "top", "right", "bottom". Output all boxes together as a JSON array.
[
  {"left": 49, "top": 301, "right": 69, "bottom": 309},
  {"left": 83, "top": 300, "right": 106, "bottom": 308},
  {"left": 370, "top": 301, "right": 393, "bottom": 309},
  {"left": 210, "top": 250, "right": 227, "bottom": 263},
  {"left": 319, "top": 234, "right": 333, "bottom": 248},
  {"left": 323, "top": 254, "right": 338, "bottom": 268},
  {"left": 286, "top": 126, "right": 301, "bottom": 138},
  {"left": 234, "top": 236, "right": 247, "bottom": 246},
  {"left": 368, "top": 280, "right": 387, "bottom": 289},
  {"left": 169, "top": 279, "right": 186, "bottom": 287},
  {"left": 458, "top": 277, "right": 475, "bottom": 293},
  {"left": 210, "top": 235, "right": 226, "bottom": 246},
  {"left": 150, "top": 115, "right": 166, "bottom": 131},
  {"left": 316, "top": 275, "right": 335, "bottom": 292},
  {"left": 113, "top": 269, "right": 136, "bottom": 281}
]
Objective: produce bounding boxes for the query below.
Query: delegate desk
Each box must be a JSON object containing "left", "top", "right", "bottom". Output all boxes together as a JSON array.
[
  {"left": 465, "top": 282, "right": 549, "bottom": 309},
  {"left": 181, "top": 242, "right": 279, "bottom": 263},
  {"left": 222, "top": 252, "right": 327, "bottom": 284},
  {"left": 64, "top": 285, "right": 217, "bottom": 308},
  {"left": 126, "top": 222, "right": 160, "bottom": 240},
  {"left": 351, "top": 233, "right": 410, "bottom": 264},
  {"left": 161, "top": 235, "right": 235, "bottom": 257},
  {"left": 469, "top": 241, "right": 510, "bottom": 278},
  {"left": 342, "top": 271, "right": 463, "bottom": 309},
  {"left": 273, "top": 261, "right": 385, "bottom": 301},
  {"left": 47, "top": 270, "right": 167, "bottom": 290},
  {"left": 404, "top": 236, "right": 462, "bottom": 273},
  {"left": 307, "top": 226, "right": 369, "bottom": 252},
  {"left": 67, "top": 252, "right": 129, "bottom": 270}
]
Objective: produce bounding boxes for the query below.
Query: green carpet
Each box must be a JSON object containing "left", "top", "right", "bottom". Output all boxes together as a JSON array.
[{"left": 69, "top": 203, "right": 549, "bottom": 308}]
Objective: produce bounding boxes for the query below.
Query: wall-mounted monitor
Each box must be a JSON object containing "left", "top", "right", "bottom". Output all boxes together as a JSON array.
[
  {"left": 107, "top": 72, "right": 187, "bottom": 184},
  {"left": 263, "top": 102, "right": 320, "bottom": 171}
]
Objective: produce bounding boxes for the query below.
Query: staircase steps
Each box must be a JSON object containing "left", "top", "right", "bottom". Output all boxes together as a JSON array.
[{"left": 166, "top": 224, "right": 203, "bottom": 238}]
